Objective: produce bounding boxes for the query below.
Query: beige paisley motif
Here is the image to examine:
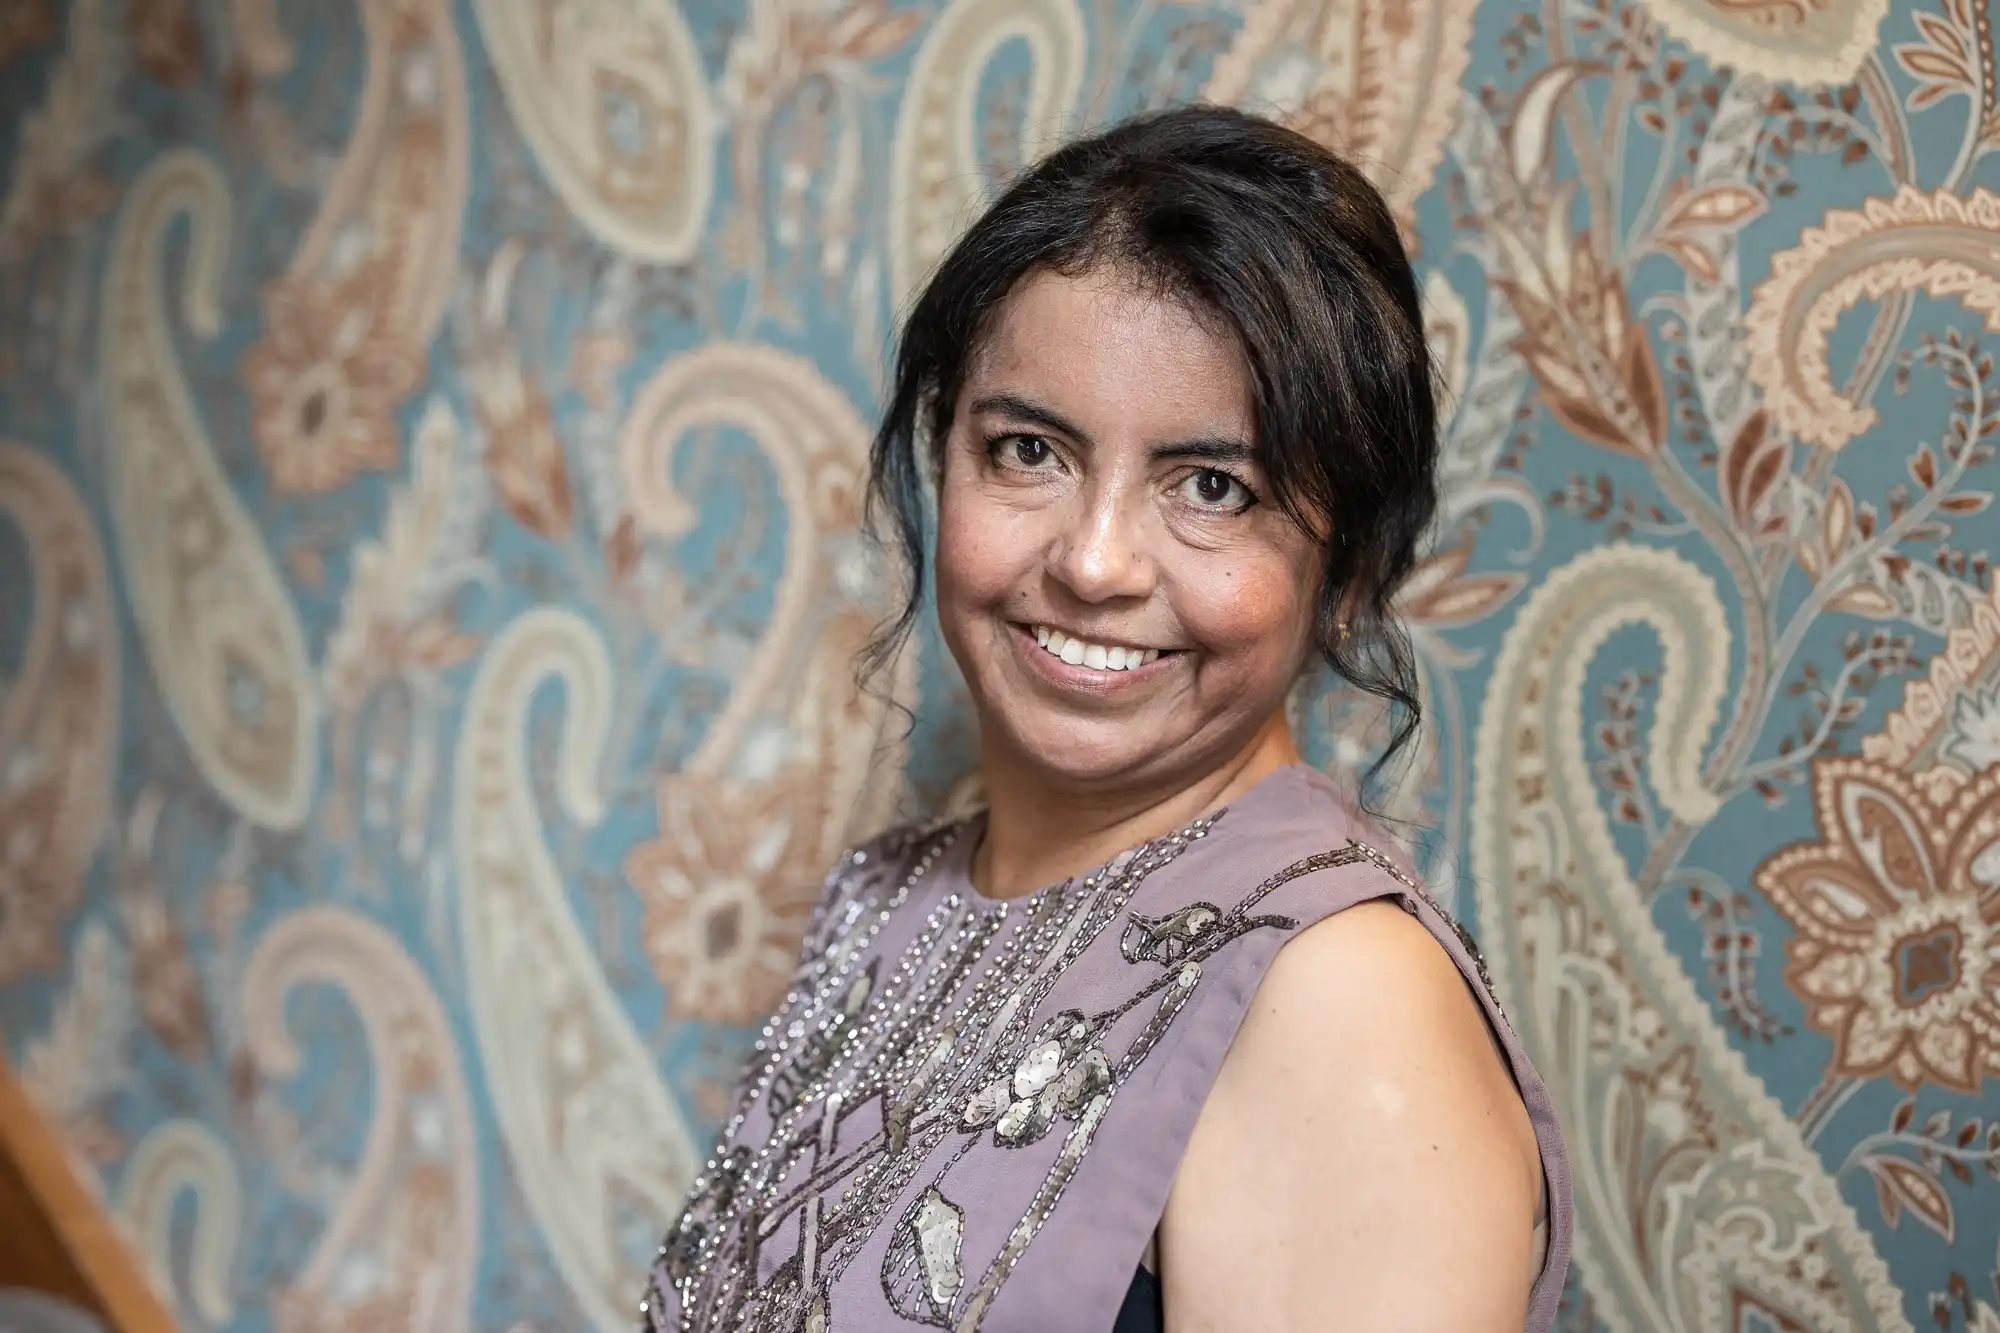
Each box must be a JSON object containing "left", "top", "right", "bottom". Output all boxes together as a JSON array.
[
  {"left": 464, "top": 344, "right": 913, "bottom": 1329},
  {"left": 239, "top": 0, "right": 468, "bottom": 494},
  {"left": 1745, "top": 186, "right": 2000, "bottom": 452},
  {"left": 453, "top": 608, "right": 701, "bottom": 1333},
  {"left": 102, "top": 149, "right": 318, "bottom": 830},
  {"left": 1636, "top": 0, "right": 1887, "bottom": 86},
  {"left": 888, "top": 0, "right": 1086, "bottom": 307},
  {"left": 1470, "top": 545, "right": 1912, "bottom": 1333},
  {"left": 1865, "top": 577, "right": 2000, "bottom": 801},
  {"left": 118, "top": 1118, "right": 241, "bottom": 1327},
  {"left": 1204, "top": 0, "right": 1477, "bottom": 242},
  {"left": 240, "top": 907, "right": 478, "bottom": 1333},
  {"left": 615, "top": 355, "right": 920, "bottom": 1028},
  {"left": 0, "top": 444, "right": 116, "bottom": 983},
  {"left": 473, "top": 0, "right": 714, "bottom": 264},
  {"left": 618, "top": 341, "right": 902, "bottom": 780}
]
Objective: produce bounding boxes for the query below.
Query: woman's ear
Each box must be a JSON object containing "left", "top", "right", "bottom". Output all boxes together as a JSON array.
[{"left": 1329, "top": 576, "right": 1366, "bottom": 636}]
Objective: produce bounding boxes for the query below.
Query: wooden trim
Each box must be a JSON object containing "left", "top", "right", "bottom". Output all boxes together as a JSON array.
[{"left": 0, "top": 1052, "right": 180, "bottom": 1332}]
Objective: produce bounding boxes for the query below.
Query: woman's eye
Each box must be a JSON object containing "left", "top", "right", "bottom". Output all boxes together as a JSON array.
[
  {"left": 1001, "top": 436, "right": 1053, "bottom": 468},
  {"left": 1183, "top": 468, "right": 1252, "bottom": 511}
]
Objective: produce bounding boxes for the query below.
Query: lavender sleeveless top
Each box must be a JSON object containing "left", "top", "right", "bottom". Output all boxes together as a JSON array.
[{"left": 641, "top": 765, "right": 1574, "bottom": 1332}]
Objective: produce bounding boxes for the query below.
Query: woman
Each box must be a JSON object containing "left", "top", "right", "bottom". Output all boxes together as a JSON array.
[{"left": 642, "top": 105, "right": 1572, "bottom": 1332}]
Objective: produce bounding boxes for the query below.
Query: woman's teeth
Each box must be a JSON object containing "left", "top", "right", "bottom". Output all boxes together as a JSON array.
[{"left": 1032, "top": 626, "right": 1161, "bottom": 672}]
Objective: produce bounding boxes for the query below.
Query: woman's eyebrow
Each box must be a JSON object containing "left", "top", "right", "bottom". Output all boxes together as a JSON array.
[
  {"left": 969, "top": 391, "right": 1255, "bottom": 465},
  {"left": 1148, "top": 437, "right": 1256, "bottom": 465},
  {"left": 967, "top": 392, "right": 1090, "bottom": 444}
]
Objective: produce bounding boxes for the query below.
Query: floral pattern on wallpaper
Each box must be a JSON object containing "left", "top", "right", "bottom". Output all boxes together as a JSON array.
[{"left": 1, "top": 0, "right": 1998, "bottom": 1329}]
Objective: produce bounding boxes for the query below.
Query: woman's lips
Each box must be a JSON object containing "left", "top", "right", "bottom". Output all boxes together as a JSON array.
[
  {"left": 1009, "top": 622, "right": 1181, "bottom": 688},
  {"left": 1029, "top": 623, "right": 1160, "bottom": 672}
]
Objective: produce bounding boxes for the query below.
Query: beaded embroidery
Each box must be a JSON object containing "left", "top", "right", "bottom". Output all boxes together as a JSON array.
[
  {"left": 1338, "top": 839, "right": 1505, "bottom": 1018},
  {"left": 640, "top": 819, "right": 1496, "bottom": 1332}
]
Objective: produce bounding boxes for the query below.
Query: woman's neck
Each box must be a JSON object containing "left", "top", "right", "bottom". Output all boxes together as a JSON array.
[{"left": 970, "top": 717, "right": 1303, "bottom": 900}]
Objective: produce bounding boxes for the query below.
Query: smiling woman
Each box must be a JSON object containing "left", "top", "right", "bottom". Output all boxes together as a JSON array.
[
  {"left": 930, "top": 268, "right": 1322, "bottom": 809},
  {"left": 640, "top": 105, "right": 1573, "bottom": 1333}
]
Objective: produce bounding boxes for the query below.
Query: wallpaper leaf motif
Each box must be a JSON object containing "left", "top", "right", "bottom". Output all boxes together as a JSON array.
[
  {"left": 4, "top": 0, "right": 2000, "bottom": 1329},
  {"left": 0, "top": 443, "right": 115, "bottom": 983},
  {"left": 0, "top": 0, "right": 116, "bottom": 270},
  {"left": 15, "top": 919, "right": 129, "bottom": 1139},
  {"left": 322, "top": 393, "right": 487, "bottom": 845},
  {"left": 238, "top": 0, "right": 468, "bottom": 495},
  {"left": 1637, "top": 0, "right": 1890, "bottom": 86}
]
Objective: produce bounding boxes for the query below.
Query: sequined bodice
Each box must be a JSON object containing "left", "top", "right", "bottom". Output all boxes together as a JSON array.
[{"left": 640, "top": 766, "right": 1573, "bottom": 1333}]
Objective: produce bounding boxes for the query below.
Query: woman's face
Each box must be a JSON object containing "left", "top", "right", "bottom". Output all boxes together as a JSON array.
[{"left": 935, "top": 266, "right": 1323, "bottom": 792}]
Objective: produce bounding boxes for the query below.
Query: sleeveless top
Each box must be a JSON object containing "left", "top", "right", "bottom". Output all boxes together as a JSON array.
[{"left": 640, "top": 765, "right": 1574, "bottom": 1332}]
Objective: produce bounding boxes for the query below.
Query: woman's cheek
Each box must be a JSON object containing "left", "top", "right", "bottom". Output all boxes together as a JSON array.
[
  {"left": 937, "top": 486, "right": 1011, "bottom": 608},
  {"left": 1180, "top": 556, "right": 1308, "bottom": 659},
  {"left": 943, "top": 489, "right": 1044, "bottom": 601}
]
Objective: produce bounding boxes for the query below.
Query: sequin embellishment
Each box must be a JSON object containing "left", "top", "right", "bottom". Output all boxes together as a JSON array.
[
  {"left": 640, "top": 822, "right": 1461, "bottom": 1331},
  {"left": 881, "top": 1184, "right": 966, "bottom": 1322},
  {"left": 1339, "top": 839, "right": 1506, "bottom": 1018},
  {"left": 1119, "top": 903, "right": 1220, "bottom": 965}
]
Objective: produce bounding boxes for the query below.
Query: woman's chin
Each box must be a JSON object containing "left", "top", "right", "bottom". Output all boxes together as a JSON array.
[{"left": 984, "top": 712, "right": 1178, "bottom": 789}]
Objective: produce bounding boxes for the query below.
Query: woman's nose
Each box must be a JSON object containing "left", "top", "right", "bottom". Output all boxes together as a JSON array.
[{"left": 1049, "top": 492, "right": 1152, "bottom": 603}]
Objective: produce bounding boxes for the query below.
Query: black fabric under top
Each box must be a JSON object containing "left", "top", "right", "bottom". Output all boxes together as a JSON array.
[{"left": 1113, "top": 1266, "right": 1163, "bottom": 1333}]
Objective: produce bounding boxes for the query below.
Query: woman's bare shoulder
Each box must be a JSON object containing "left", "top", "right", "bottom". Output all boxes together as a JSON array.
[
  {"left": 1159, "top": 900, "right": 1542, "bottom": 1331},
  {"left": 1216, "top": 898, "right": 1538, "bottom": 1175}
]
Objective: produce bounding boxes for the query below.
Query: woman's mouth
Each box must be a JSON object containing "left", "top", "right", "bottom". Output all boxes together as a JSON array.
[{"left": 1026, "top": 624, "right": 1165, "bottom": 673}]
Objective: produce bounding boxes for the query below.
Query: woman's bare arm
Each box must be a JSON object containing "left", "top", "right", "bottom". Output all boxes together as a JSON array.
[{"left": 1158, "top": 899, "right": 1543, "bottom": 1332}]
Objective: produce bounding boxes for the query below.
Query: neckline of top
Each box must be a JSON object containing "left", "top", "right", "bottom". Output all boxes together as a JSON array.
[{"left": 939, "top": 762, "right": 1331, "bottom": 908}]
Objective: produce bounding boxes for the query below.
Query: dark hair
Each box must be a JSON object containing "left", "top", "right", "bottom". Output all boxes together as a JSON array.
[{"left": 863, "top": 103, "right": 1439, "bottom": 801}]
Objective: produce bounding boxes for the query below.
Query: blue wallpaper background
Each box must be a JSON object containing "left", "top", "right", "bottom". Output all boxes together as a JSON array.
[{"left": 3, "top": 0, "right": 1999, "bottom": 1327}]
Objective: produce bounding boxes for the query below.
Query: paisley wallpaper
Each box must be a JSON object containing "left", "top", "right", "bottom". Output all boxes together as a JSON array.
[{"left": 2, "top": 0, "right": 1998, "bottom": 1328}]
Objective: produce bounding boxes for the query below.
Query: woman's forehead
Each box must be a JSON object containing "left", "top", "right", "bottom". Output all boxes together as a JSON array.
[{"left": 961, "top": 270, "right": 1254, "bottom": 432}]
